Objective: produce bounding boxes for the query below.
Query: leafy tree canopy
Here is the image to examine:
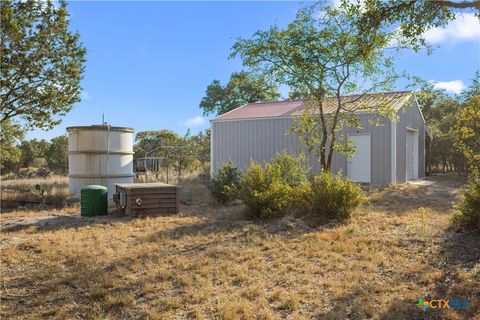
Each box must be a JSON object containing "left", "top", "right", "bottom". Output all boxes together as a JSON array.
[
  {"left": 200, "top": 71, "right": 280, "bottom": 116},
  {"left": 344, "top": 0, "right": 480, "bottom": 50},
  {"left": 459, "top": 70, "right": 480, "bottom": 102},
  {"left": 416, "top": 80, "right": 462, "bottom": 172},
  {"left": 19, "top": 140, "right": 35, "bottom": 167},
  {"left": 189, "top": 129, "right": 210, "bottom": 164},
  {"left": 45, "top": 135, "right": 68, "bottom": 173},
  {"left": 452, "top": 73, "right": 480, "bottom": 174},
  {"left": 134, "top": 130, "right": 182, "bottom": 159},
  {"left": 232, "top": 4, "right": 400, "bottom": 170},
  {"left": 0, "top": 120, "right": 23, "bottom": 172},
  {"left": 29, "top": 139, "right": 50, "bottom": 159},
  {"left": 1, "top": 132, "right": 69, "bottom": 174},
  {"left": 1, "top": 0, "right": 86, "bottom": 135},
  {"left": 135, "top": 129, "right": 211, "bottom": 176}
]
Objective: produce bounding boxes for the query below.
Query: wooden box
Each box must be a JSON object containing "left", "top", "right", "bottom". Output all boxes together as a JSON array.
[{"left": 115, "top": 183, "right": 179, "bottom": 215}]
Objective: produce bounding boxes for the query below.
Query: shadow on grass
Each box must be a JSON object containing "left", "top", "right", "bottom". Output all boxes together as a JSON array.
[
  {"left": 1, "top": 204, "right": 345, "bottom": 319},
  {"left": 368, "top": 174, "right": 465, "bottom": 215},
  {"left": 0, "top": 214, "right": 143, "bottom": 233},
  {"left": 142, "top": 202, "right": 344, "bottom": 249},
  {"left": 2, "top": 205, "right": 314, "bottom": 318}
]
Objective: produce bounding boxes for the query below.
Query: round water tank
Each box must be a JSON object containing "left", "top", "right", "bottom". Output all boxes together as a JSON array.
[{"left": 67, "top": 125, "right": 134, "bottom": 204}]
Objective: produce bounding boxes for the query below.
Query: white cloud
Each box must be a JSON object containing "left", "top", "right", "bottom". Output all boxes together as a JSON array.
[
  {"left": 80, "top": 90, "right": 91, "bottom": 100},
  {"left": 431, "top": 80, "right": 466, "bottom": 94},
  {"left": 330, "top": 0, "right": 367, "bottom": 11},
  {"left": 423, "top": 13, "right": 480, "bottom": 44},
  {"left": 182, "top": 116, "right": 206, "bottom": 127},
  {"left": 330, "top": 0, "right": 342, "bottom": 8}
]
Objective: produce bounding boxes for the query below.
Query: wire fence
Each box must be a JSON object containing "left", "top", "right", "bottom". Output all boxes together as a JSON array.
[{"left": 134, "top": 145, "right": 204, "bottom": 183}]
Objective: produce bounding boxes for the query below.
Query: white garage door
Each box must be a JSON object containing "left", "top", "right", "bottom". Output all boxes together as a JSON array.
[
  {"left": 406, "top": 130, "right": 417, "bottom": 181},
  {"left": 348, "top": 134, "right": 371, "bottom": 183}
]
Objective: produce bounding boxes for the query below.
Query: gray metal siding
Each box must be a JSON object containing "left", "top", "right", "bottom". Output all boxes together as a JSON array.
[
  {"left": 212, "top": 114, "right": 393, "bottom": 184},
  {"left": 395, "top": 98, "right": 426, "bottom": 183},
  {"left": 212, "top": 118, "right": 304, "bottom": 173},
  {"left": 330, "top": 114, "right": 392, "bottom": 185}
]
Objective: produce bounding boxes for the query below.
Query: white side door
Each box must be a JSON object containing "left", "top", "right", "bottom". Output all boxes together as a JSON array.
[
  {"left": 348, "top": 134, "right": 371, "bottom": 183},
  {"left": 406, "top": 130, "right": 418, "bottom": 181}
]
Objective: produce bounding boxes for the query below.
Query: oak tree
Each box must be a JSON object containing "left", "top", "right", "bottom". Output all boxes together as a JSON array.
[
  {"left": 346, "top": 0, "right": 480, "bottom": 50},
  {"left": 452, "top": 74, "right": 480, "bottom": 174},
  {"left": 200, "top": 71, "right": 280, "bottom": 116},
  {"left": 45, "top": 135, "right": 68, "bottom": 173},
  {"left": 1, "top": 0, "right": 86, "bottom": 133},
  {"left": 0, "top": 120, "right": 23, "bottom": 172},
  {"left": 232, "top": 5, "right": 400, "bottom": 171}
]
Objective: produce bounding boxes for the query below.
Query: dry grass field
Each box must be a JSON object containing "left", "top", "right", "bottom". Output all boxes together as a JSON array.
[
  {"left": 1, "top": 175, "right": 69, "bottom": 204},
  {"left": 0, "top": 170, "right": 207, "bottom": 206},
  {"left": 1, "top": 174, "right": 479, "bottom": 319}
]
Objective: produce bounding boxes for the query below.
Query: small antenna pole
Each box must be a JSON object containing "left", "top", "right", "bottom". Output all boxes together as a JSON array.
[{"left": 102, "top": 112, "right": 105, "bottom": 125}]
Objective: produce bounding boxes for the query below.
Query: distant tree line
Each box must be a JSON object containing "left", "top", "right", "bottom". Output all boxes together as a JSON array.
[
  {"left": 0, "top": 134, "right": 68, "bottom": 174},
  {"left": 1, "top": 128, "right": 211, "bottom": 177},
  {"left": 417, "top": 72, "right": 479, "bottom": 174},
  {"left": 133, "top": 129, "right": 210, "bottom": 177}
]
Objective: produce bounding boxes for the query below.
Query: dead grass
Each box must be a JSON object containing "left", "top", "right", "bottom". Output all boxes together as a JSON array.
[
  {"left": 1, "top": 175, "right": 69, "bottom": 203},
  {"left": 0, "top": 169, "right": 209, "bottom": 206},
  {"left": 135, "top": 170, "right": 213, "bottom": 206},
  {"left": 1, "top": 174, "right": 479, "bottom": 319}
]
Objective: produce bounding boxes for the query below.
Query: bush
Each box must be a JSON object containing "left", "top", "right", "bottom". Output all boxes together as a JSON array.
[
  {"left": 454, "top": 175, "right": 480, "bottom": 229},
  {"left": 178, "top": 171, "right": 211, "bottom": 205},
  {"left": 239, "top": 154, "right": 365, "bottom": 221},
  {"left": 240, "top": 153, "right": 310, "bottom": 219},
  {"left": 309, "top": 172, "right": 365, "bottom": 222},
  {"left": 209, "top": 161, "right": 242, "bottom": 204}
]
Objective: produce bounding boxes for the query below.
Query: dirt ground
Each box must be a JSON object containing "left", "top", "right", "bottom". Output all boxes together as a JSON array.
[{"left": 1, "top": 174, "right": 479, "bottom": 319}]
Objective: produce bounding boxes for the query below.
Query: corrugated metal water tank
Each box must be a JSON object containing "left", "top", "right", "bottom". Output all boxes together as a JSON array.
[{"left": 67, "top": 125, "right": 134, "bottom": 204}]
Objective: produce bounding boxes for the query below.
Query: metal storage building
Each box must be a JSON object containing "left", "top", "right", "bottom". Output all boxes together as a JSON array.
[{"left": 211, "top": 91, "right": 426, "bottom": 185}]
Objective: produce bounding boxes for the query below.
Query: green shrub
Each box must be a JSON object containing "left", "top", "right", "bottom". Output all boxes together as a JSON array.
[
  {"left": 454, "top": 175, "right": 480, "bottom": 229},
  {"left": 309, "top": 172, "right": 365, "bottom": 221},
  {"left": 209, "top": 161, "right": 242, "bottom": 204},
  {"left": 240, "top": 153, "right": 309, "bottom": 219},
  {"left": 239, "top": 154, "right": 365, "bottom": 221}
]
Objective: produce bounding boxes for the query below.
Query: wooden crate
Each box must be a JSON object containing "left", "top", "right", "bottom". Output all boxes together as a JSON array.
[{"left": 115, "top": 183, "right": 179, "bottom": 215}]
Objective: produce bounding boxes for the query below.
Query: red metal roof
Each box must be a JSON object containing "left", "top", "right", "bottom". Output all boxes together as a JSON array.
[{"left": 213, "top": 91, "right": 413, "bottom": 121}]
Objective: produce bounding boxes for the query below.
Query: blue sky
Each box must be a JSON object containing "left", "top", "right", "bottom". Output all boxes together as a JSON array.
[{"left": 27, "top": 1, "right": 480, "bottom": 141}]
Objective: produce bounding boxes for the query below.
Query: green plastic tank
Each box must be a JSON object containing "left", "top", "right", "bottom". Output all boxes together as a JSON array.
[{"left": 80, "top": 185, "right": 108, "bottom": 216}]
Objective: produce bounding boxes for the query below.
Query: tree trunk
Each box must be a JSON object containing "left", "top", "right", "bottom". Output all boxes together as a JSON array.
[
  {"left": 426, "top": 137, "right": 432, "bottom": 175},
  {"left": 326, "top": 97, "right": 343, "bottom": 172},
  {"left": 319, "top": 136, "right": 328, "bottom": 171},
  {"left": 315, "top": 89, "right": 328, "bottom": 172}
]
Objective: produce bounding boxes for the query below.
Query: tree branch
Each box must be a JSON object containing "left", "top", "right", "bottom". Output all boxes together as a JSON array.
[{"left": 440, "top": 0, "right": 480, "bottom": 9}]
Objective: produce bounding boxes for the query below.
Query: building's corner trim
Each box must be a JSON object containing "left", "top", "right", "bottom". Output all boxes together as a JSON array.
[
  {"left": 412, "top": 92, "right": 427, "bottom": 125},
  {"left": 210, "top": 123, "right": 214, "bottom": 178},
  {"left": 391, "top": 120, "right": 397, "bottom": 184}
]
